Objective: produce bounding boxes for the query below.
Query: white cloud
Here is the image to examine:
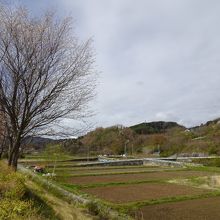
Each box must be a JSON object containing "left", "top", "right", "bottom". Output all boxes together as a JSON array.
[{"left": 13, "top": 0, "right": 220, "bottom": 128}]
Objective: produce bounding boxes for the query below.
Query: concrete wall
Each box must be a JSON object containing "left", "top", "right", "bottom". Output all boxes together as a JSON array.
[
  {"left": 79, "top": 159, "right": 144, "bottom": 167},
  {"left": 143, "top": 158, "right": 185, "bottom": 167},
  {"left": 79, "top": 158, "right": 187, "bottom": 167}
]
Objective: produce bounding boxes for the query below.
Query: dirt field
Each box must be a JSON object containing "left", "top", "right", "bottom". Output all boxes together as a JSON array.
[
  {"left": 137, "top": 197, "right": 220, "bottom": 220},
  {"left": 82, "top": 183, "right": 209, "bottom": 203},
  {"left": 54, "top": 167, "right": 177, "bottom": 176},
  {"left": 20, "top": 157, "right": 220, "bottom": 219},
  {"left": 65, "top": 171, "right": 213, "bottom": 184}
]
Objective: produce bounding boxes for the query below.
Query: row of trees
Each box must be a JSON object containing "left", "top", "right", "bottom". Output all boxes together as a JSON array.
[{"left": 0, "top": 5, "right": 96, "bottom": 169}]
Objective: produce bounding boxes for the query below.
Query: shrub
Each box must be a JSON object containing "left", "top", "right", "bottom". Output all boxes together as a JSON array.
[{"left": 0, "top": 161, "right": 39, "bottom": 219}]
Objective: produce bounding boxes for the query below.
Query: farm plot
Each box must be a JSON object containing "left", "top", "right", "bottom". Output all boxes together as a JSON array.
[
  {"left": 19, "top": 160, "right": 79, "bottom": 167},
  {"left": 82, "top": 182, "right": 210, "bottom": 203},
  {"left": 63, "top": 170, "right": 213, "bottom": 185},
  {"left": 137, "top": 197, "right": 220, "bottom": 220},
  {"left": 52, "top": 165, "right": 158, "bottom": 171},
  {"left": 21, "top": 156, "right": 220, "bottom": 219},
  {"left": 52, "top": 167, "right": 177, "bottom": 176},
  {"left": 19, "top": 156, "right": 98, "bottom": 166},
  {"left": 19, "top": 159, "right": 98, "bottom": 169}
]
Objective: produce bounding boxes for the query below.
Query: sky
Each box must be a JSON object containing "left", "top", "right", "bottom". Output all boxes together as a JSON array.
[{"left": 6, "top": 0, "right": 220, "bottom": 128}]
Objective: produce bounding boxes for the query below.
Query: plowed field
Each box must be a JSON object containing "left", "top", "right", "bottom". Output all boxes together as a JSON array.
[
  {"left": 66, "top": 171, "right": 212, "bottom": 185},
  {"left": 137, "top": 197, "right": 220, "bottom": 220},
  {"left": 83, "top": 183, "right": 209, "bottom": 203}
]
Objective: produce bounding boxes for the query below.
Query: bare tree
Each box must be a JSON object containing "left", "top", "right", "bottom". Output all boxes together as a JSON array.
[{"left": 0, "top": 6, "right": 96, "bottom": 169}]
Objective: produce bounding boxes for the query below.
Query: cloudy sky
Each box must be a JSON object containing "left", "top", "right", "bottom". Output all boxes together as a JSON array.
[{"left": 8, "top": 0, "right": 220, "bottom": 128}]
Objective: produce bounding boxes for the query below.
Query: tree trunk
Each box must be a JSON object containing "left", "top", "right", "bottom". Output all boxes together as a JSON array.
[
  {"left": 12, "top": 150, "right": 19, "bottom": 170},
  {"left": 0, "top": 146, "right": 3, "bottom": 159},
  {"left": 8, "top": 149, "right": 13, "bottom": 166},
  {"left": 8, "top": 139, "right": 21, "bottom": 170}
]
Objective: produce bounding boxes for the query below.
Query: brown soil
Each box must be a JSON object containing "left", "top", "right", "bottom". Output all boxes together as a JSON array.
[
  {"left": 55, "top": 167, "right": 174, "bottom": 175},
  {"left": 137, "top": 197, "right": 220, "bottom": 220},
  {"left": 82, "top": 183, "right": 208, "bottom": 203},
  {"left": 66, "top": 171, "right": 212, "bottom": 185}
]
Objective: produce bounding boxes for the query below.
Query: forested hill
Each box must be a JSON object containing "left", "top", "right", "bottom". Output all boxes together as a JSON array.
[
  {"left": 24, "top": 121, "right": 185, "bottom": 154},
  {"left": 24, "top": 118, "right": 220, "bottom": 157},
  {"left": 130, "top": 121, "right": 185, "bottom": 135}
]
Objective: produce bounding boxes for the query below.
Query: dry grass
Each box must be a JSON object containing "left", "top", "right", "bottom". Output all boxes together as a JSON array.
[{"left": 25, "top": 180, "right": 93, "bottom": 220}]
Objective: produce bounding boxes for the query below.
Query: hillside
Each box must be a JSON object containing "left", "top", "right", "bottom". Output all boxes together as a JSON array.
[
  {"left": 130, "top": 121, "right": 185, "bottom": 135},
  {"left": 23, "top": 119, "right": 220, "bottom": 158},
  {"left": 22, "top": 136, "right": 61, "bottom": 153}
]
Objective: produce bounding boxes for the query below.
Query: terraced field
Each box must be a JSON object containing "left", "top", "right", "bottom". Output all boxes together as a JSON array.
[
  {"left": 20, "top": 157, "right": 220, "bottom": 220},
  {"left": 82, "top": 182, "right": 209, "bottom": 203},
  {"left": 62, "top": 170, "right": 213, "bottom": 185},
  {"left": 138, "top": 197, "right": 220, "bottom": 220}
]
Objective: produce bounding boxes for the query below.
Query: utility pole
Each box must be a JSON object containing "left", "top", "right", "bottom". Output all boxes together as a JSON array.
[{"left": 124, "top": 140, "right": 129, "bottom": 157}]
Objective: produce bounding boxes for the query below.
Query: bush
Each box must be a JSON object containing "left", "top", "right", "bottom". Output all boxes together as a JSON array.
[{"left": 0, "top": 161, "right": 39, "bottom": 219}]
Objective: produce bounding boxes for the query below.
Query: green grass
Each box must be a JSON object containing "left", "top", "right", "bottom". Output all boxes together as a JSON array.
[
  {"left": 187, "top": 165, "right": 220, "bottom": 173},
  {"left": 191, "top": 158, "right": 220, "bottom": 167}
]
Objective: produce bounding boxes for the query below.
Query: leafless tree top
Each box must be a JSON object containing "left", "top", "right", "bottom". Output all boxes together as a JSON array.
[{"left": 0, "top": 6, "right": 96, "bottom": 139}]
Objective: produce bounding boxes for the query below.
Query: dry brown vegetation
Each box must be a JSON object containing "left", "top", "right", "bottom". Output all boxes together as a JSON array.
[{"left": 83, "top": 183, "right": 209, "bottom": 203}]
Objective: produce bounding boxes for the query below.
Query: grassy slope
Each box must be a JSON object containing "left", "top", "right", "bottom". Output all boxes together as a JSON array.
[
  {"left": 25, "top": 180, "right": 93, "bottom": 220},
  {"left": 0, "top": 160, "right": 55, "bottom": 220},
  {"left": 0, "top": 160, "right": 95, "bottom": 220}
]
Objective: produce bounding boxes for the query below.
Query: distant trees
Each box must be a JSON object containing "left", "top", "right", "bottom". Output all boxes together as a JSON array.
[
  {"left": 130, "top": 121, "right": 183, "bottom": 135},
  {"left": 60, "top": 121, "right": 220, "bottom": 158},
  {"left": 79, "top": 126, "right": 136, "bottom": 155},
  {"left": 0, "top": 6, "right": 96, "bottom": 169}
]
